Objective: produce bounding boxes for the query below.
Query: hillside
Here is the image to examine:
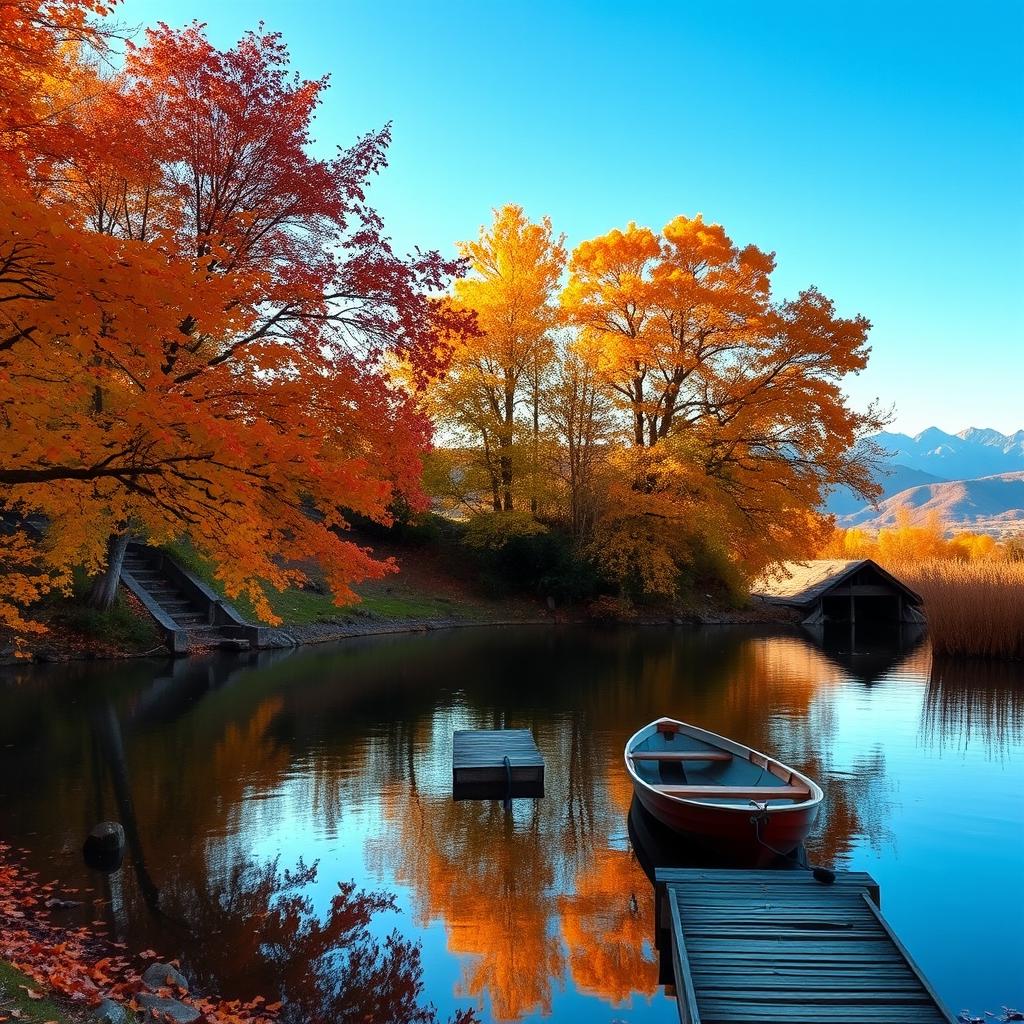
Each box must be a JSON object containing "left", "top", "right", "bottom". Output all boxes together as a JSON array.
[{"left": 841, "top": 471, "right": 1024, "bottom": 535}]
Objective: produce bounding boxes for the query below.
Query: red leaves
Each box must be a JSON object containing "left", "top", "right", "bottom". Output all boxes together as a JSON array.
[
  {"left": 0, "top": 843, "right": 279, "bottom": 1024},
  {"left": 1, "top": 14, "right": 470, "bottom": 642}
]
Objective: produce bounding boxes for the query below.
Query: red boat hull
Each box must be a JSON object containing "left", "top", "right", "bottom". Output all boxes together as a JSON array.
[{"left": 632, "top": 781, "right": 819, "bottom": 866}]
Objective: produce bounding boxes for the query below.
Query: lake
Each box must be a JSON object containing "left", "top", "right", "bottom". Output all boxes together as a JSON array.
[{"left": 1, "top": 625, "right": 1021, "bottom": 1022}]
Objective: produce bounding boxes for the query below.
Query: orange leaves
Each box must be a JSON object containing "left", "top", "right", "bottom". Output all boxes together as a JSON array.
[
  {"left": 1, "top": 16, "right": 464, "bottom": 639},
  {"left": 557, "top": 212, "right": 887, "bottom": 586},
  {"left": 820, "top": 509, "right": 1006, "bottom": 565},
  {"left": 0, "top": 842, "right": 280, "bottom": 1024}
]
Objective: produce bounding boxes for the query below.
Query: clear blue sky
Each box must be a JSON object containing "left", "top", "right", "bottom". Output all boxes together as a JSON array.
[{"left": 117, "top": 0, "right": 1023, "bottom": 436}]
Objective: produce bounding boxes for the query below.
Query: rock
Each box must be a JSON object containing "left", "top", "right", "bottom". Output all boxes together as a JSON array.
[
  {"left": 142, "top": 961, "right": 189, "bottom": 994},
  {"left": 91, "top": 998, "right": 130, "bottom": 1024},
  {"left": 135, "top": 994, "right": 199, "bottom": 1023},
  {"left": 45, "top": 897, "right": 83, "bottom": 909},
  {"left": 83, "top": 821, "right": 126, "bottom": 872}
]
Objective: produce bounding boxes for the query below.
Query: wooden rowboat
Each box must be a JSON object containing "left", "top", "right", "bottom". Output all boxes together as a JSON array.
[{"left": 625, "top": 717, "right": 823, "bottom": 865}]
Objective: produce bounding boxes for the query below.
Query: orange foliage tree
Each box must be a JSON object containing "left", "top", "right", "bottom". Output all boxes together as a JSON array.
[
  {"left": 560, "top": 214, "right": 887, "bottom": 595},
  {"left": 0, "top": 8, "right": 468, "bottom": 636}
]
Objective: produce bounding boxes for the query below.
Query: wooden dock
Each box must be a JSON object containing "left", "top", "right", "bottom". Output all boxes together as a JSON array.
[
  {"left": 452, "top": 729, "right": 544, "bottom": 799},
  {"left": 655, "top": 868, "right": 954, "bottom": 1024}
]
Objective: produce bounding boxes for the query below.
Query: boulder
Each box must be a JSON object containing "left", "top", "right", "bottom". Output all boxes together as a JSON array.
[
  {"left": 141, "top": 961, "right": 188, "bottom": 994},
  {"left": 135, "top": 994, "right": 199, "bottom": 1023},
  {"left": 91, "top": 999, "right": 131, "bottom": 1024},
  {"left": 83, "top": 821, "right": 126, "bottom": 872}
]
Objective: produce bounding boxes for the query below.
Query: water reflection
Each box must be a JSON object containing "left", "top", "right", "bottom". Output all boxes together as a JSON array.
[
  {"left": 0, "top": 626, "right": 1021, "bottom": 1021},
  {"left": 922, "top": 656, "right": 1024, "bottom": 758}
]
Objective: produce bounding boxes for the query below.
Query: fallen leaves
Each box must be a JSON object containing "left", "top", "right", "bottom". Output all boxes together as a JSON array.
[{"left": 0, "top": 843, "right": 280, "bottom": 1024}]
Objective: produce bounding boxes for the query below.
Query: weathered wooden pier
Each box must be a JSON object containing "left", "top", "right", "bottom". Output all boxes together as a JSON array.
[
  {"left": 655, "top": 868, "right": 955, "bottom": 1024},
  {"left": 452, "top": 729, "right": 544, "bottom": 799}
]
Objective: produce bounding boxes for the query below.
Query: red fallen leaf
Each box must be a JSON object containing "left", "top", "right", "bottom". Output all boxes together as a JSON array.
[
  {"left": 139, "top": 949, "right": 158, "bottom": 959},
  {"left": 265, "top": 1002, "right": 283, "bottom": 1012},
  {"left": 19, "top": 986, "right": 45, "bottom": 1000}
]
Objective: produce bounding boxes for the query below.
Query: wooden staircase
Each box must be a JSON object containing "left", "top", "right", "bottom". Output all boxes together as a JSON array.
[{"left": 122, "top": 544, "right": 268, "bottom": 655}]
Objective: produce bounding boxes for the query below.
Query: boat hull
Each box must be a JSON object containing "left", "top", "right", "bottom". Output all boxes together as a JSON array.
[{"left": 632, "top": 782, "right": 819, "bottom": 866}]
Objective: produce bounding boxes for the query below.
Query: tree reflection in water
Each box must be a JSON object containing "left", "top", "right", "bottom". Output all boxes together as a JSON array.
[
  {"left": 2, "top": 626, "right": 1012, "bottom": 1022},
  {"left": 157, "top": 856, "right": 474, "bottom": 1024}
]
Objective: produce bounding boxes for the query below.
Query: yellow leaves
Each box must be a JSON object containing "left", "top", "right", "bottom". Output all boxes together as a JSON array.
[{"left": 820, "top": 510, "right": 1006, "bottom": 565}]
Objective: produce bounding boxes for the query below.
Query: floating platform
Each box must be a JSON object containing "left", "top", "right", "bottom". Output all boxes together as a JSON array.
[
  {"left": 452, "top": 729, "right": 544, "bottom": 799},
  {"left": 655, "top": 868, "right": 954, "bottom": 1024}
]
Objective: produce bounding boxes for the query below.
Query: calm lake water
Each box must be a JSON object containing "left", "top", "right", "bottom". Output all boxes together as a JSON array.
[{"left": 1, "top": 626, "right": 1022, "bottom": 1022}]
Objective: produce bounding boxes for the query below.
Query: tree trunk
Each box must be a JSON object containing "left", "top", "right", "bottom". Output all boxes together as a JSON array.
[
  {"left": 634, "top": 375, "right": 645, "bottom": 447},
  {"left": 531, "top": 374, "right": 539, "bottom": 515},
  {"left": 501, "top": 385, "right": 515, "bottom": 510},
  {"left": 88, "top": 531, "right": 131, "bottom": 610}
]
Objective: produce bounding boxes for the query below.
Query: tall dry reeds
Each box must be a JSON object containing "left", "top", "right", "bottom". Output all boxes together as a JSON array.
[{"left": 889, "top": 559, "right": 1024, "bottom": 660}]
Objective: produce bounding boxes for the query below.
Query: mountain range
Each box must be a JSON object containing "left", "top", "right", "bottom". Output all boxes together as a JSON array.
[{"left": 825, "top": 427, "right": 1024, "bottom": 535}]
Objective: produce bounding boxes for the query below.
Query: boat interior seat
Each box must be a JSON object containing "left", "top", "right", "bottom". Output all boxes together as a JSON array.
[
  {"left": 628, "top": 751, "right": 733, "bottom": 762},
  {"left": 651, "top": 783, "right": 809, "bottom": 800}
]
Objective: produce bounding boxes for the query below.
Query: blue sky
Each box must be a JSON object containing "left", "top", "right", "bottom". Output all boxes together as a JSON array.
[{"left": 116, "top": 0, "right": 1023, "bottom": 435}]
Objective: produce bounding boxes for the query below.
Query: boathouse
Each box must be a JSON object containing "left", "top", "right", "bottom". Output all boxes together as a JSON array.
[{"left": 751, "top": 558, "right": 925, "bottom": 625}]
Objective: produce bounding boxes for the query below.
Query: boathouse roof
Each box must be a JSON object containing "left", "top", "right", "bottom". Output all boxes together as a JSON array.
[{"left": 750, "top": 559, "right": 923, "bottom": 608}]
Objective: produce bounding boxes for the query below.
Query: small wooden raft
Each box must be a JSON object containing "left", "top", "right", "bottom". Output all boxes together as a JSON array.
[
  {"left": 452, "top": 729, "right": 544, "bottom": 799},
  {"left": 655, "top": 868, "right": 955, "bottom": 1024}
]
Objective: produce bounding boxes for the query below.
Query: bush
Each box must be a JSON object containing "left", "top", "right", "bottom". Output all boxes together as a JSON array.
[{"left": 462, "top": 512, "right": 602, "bottom": 603}]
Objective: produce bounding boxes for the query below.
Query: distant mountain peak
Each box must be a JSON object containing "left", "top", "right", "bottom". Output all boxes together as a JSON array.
[
  {"left": 958, "top": 426, "right": 1011, "bottom": 445},
  {"left": 914, "top": 426, "right": 957, "bottom": 444},
  {"left": 823, "top": 425, "right": 1024, "bottom": 524}
]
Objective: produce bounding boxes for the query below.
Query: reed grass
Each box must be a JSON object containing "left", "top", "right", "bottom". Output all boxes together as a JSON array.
[{"left": 888, "top": 559, "right": 1024, "bottom": 660}]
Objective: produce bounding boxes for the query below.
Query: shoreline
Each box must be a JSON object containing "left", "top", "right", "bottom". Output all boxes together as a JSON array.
[{"left": 8, "top": 604, "right": 798, "bottom": 665}]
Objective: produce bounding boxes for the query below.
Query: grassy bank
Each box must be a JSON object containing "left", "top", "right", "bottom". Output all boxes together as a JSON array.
[
  {"left": 0, "top": 961, "right": 75, "bottom": 1022},
  {"left": 891, "top": 559, "right": 1024, "bottom": 659},
  {"left": 161, "top": 533, "right": 540, "bottom": 629},
  {"left": 7, "top": 569, "right": 162, "bottom": 662}
]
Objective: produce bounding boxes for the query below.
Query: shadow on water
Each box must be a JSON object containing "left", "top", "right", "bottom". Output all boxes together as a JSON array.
[
  {"left": 803, "top": 620, "right": 928, "bottom": 685},
  {"left": 0, "top": 624, "right": 1021, "bottom": 1021}
]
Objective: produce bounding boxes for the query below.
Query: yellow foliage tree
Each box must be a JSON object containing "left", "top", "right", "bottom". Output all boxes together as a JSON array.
[{"left": 429, "top": 205, "right": 565, "bottom": 512}]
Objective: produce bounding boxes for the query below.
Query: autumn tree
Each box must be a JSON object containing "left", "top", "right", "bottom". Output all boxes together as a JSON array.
[
  {"left": 562, "top": 214, "right": 887, "bottom": 592},
  {"left": 540, "top": 345, "right": 615, "bottom": 540},
  {"left": 429, "top": 205, "right": 565, "bottom": 513},
  {"left": 0, "top": 14, "right": 467, "bottom": 635}
]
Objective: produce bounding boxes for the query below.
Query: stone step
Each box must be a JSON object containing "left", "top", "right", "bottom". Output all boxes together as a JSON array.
[{"left": 173, "top": 614, "right": 211, "bottom": 626}]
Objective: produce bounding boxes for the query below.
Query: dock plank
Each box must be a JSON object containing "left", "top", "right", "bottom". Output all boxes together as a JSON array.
[{"left": 657, "top": 869, "right": 954, "bottom": 1024}]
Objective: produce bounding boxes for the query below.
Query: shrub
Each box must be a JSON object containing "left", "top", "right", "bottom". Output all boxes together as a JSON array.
[{"left": 462, "top": 512, "right": 602, "bottom": 602}]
